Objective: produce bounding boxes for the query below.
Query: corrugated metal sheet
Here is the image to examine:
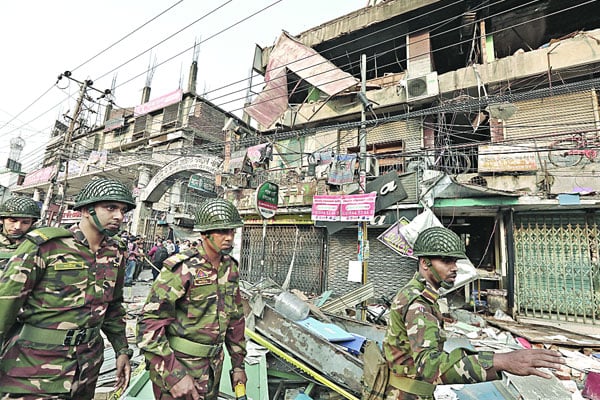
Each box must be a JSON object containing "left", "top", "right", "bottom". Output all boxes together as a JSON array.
[
  {"left": 246, "top": 32, "right": 358, "bottom": 128},
  {"left": 327, "top": 227, "right": 416, "bottom": 300},
  {"left": 505, "top": 90, "right": 597, "bottom": 141},
  {"left": 372, "top": 119, "right": 421, "bottom": 153}
]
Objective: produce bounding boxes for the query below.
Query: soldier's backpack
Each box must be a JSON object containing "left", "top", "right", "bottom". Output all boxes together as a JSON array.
[
  {"left": 361, "top": 340, "right": 389, "bottom": 400},
  {"left": 153, "top": 246, "right": 169, "bottom": 265}
]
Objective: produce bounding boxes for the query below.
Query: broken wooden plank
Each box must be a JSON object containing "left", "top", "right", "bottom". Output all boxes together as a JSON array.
[{"left": 485, "top": 318, "right": 600, "bottom": 347}]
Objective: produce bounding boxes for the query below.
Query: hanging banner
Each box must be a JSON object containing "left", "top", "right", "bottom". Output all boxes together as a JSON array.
[
  {"left": 312, "top": 195, "right": 342, "bottom": 221},
  {"left": 328, "top": 154, "right": 357, "bottom": 185},
  {"left": 340, "top": 192, "right": 376, "bottom": 221},
  {"left": 312, "top": 192, "right": 376, "bottom": 222}
]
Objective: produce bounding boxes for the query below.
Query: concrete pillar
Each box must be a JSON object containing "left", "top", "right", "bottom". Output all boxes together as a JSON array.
[{"left": 170, "top": 180, "right": 185, "bottom": 210}]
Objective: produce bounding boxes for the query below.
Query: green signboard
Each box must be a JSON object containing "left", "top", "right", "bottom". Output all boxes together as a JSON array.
[
  {"left": 188, "top": 174, "right": 216, "bottom": 196},
  {"left": 256, "top": 181, "right": 279, "bottom": 219}
]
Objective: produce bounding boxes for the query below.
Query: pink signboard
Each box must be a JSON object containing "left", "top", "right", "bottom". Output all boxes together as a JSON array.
[
  {"left": 22, "top": 166, "right": 57, "bottom": 186},
  {"left": 311, "top": 195, "right": 341, "bottom": 221},
  {"left": 340, "top": 192, "right": 376, "bottom": 221},
  {"left": 312, "top": 193, "right": 376, "bottom": 222},
  {"left": 134, "top": 89, "right": 183, "bottom": 117}
]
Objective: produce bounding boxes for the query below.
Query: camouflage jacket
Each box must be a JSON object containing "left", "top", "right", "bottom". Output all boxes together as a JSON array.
[
  {"left": 0, "top": 225, "right": 129, "bottom": 394},
  {"left": 383, "top": 272, "right": 495, "bottom": 397},
  {"left": 137, "top": 247, "right": 247, "bottom": 392},
  {"left": 0, "top": 232, "right": 25, "bottom": 270}
]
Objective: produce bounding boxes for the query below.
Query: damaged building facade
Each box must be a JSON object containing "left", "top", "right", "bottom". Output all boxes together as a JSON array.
[
  {"left": 224, "top": 0, "right": 600, "bottom": 327},
  {"left": 13, "top": 59, "right": 254, "bottom": 243}
]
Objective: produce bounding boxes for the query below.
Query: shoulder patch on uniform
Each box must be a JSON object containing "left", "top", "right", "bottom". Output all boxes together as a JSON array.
[
  {"left": 163, "top": 252, "right": 193, "bottom": 270},
  {"left": 25, "top": 227, "right": 73, "bottom": 246}
]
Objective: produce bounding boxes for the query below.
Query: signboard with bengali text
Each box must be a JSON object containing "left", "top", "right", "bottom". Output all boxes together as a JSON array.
[
  {"left": 312, "top": 192, "right": 376, "bottom": 222},
  {"left": 256, "top": 181, "right": 279, "bottom": 219}
]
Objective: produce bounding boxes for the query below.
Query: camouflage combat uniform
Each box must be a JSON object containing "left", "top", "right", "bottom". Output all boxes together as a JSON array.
[
  {"left": 383, "top": 272, "right": 497, "bottom": 400},
  {"left": 0, "top": 232, "right": 24, "bottom": 270},
  {"left": 0, "top": 225, "right": 130, "bottom": 399},
  {"left": 137, "top": 246, "right": 247, "bottom": 400}
]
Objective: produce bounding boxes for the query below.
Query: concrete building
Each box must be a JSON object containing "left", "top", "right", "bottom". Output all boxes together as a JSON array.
[
  {"left": 222, "top": 0, "right": 600, "bottom": 328},
  {"left": 12, "top": 59, "right": 255, "bottom": 242}
]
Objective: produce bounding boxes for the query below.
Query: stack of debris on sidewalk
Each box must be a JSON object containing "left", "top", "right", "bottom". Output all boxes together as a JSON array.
[{"left": 95, "top": 278, "right": 600, "bottom": 400}]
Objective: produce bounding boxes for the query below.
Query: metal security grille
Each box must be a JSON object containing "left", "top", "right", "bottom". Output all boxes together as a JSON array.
[
  {"left": 239, "top": 225, "right": 326, "bottom": 295},
  {"left": 513, "top": 212, "right": 600, "bottom": 325}
]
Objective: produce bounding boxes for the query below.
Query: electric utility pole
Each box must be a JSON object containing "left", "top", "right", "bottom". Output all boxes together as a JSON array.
[
  {"left": 359, "top": 54, "right": 369, "bottom": 321},
  {"left": 40, "top": 72, "right": 108, "bottom": 225}
]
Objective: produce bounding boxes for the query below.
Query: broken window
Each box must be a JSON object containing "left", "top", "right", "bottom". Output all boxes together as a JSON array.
[{"left": 421, "top": 111, "right": 491, "bottom": 174}]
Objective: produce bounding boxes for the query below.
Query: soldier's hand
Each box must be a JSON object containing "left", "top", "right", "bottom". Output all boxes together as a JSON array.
[
  {"left": 493, "top": 348, "right": 565, "bottom": 379},
  {"left": 171, "top": 374, "right": 200, "bottom": 400},
  {"left": 114, "top": 354, "right": 131, "bottom": 391},
  {"left": 231, "top": 368, "right": 247, "bottom": 386}
]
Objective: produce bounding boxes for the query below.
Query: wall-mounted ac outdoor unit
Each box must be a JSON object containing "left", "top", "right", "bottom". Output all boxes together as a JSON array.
[{"left": 403, "top": 72, "right": 439, "bottom": 103}]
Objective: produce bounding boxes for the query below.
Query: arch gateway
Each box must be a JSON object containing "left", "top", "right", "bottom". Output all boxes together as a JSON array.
[{"left": 130, "top": 154, "right": 223, "bottom": 235}]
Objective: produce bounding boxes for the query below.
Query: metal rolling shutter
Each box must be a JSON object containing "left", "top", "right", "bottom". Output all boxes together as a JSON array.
[{"left": 327, "top": 228, "right": 417, "bottom": 301}]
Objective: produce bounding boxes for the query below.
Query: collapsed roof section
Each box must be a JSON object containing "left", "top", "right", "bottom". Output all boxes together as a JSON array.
[{"left": 244, "top": 31, "right": 359, "bottom": 128}]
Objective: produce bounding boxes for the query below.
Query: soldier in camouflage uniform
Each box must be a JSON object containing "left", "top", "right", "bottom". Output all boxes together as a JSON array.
[
  {"left": 0, "top": 196, "right": 41, "bottom": 269},
  {"left": 0, "top": 178, "right": 135, "bottom": 399},
  {"left": 383, "top": 226, "right": 565, "bottom": 400},
  {"left": 137, "top": 198, "right": 247, "bottom": 400}
]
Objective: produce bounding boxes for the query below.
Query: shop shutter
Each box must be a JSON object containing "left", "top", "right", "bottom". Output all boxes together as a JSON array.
[
  {"left": 239, "top": 225, "right": 326, "bottom": 295},
  {"left": 513, "top": 212, "right": 600, "bottom": 324},
  {"left": 327, "top": 228, "right": 417, "bottom": 302}
]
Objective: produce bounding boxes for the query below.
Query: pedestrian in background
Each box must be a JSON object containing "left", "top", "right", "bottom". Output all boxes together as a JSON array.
[
  {"left": 137, "top": 198, "right": 247, "bottom": 400},
  {"left": 0, "top": 177, "right": 135, "bottom": 399},
  {"left": 0, "top": 196, "right": 41, "bottom": 269},
  {"left": 125, "top": 235, "right": 140, "bottom": 286},
  {"left": 150, "top": 240, "right": 169, "bottom": 281},
  {"left": 383, "top": 226, "right": 565, "bottom": 400},
  {"left": 165, "top": 238, "right": 176, "bottom": 255}
]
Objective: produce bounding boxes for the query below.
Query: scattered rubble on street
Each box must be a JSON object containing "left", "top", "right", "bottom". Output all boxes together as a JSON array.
[{"left": 95, "top": 273, "right": 600, "bottom": 400}]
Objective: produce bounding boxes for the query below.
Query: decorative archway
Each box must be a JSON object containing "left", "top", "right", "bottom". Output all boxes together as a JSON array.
[{"left": 140, "top": 155, "right": 222, "bottom": 202}]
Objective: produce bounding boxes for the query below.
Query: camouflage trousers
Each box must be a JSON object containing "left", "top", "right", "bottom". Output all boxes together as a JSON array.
[
  {"left": 151, "top": 353, "right": 225, "bottom": 400},
  {"left": 0, "top": 335, "right": 103, "bottom": 400}
]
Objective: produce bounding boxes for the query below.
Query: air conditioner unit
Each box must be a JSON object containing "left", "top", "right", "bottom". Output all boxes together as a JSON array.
[{"left": 403, "top": 72, "right": 439, "bottom": 103}]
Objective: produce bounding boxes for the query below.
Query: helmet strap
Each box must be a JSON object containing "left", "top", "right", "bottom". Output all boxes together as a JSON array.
[
  {"left": 206, "top": 234, "right": 232, "bottom": 256},
  {"left": 2, "top": 220, "right": 28, "bottom": 241},
  {"left": 88, "top": 206, "right": 118, "bottom": 237},
  {"left": 424, "top": 258, "right": 454, "bottom": 290}
]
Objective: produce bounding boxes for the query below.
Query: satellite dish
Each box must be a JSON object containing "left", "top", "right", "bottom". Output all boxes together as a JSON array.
[{"left": 487, "top": 102, "right": 517, "bottom": 120}]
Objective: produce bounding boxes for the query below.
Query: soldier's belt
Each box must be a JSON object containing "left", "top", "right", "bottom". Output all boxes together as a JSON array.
[
  {"left": 388, "top": 374, "right": 435, "bottom": 397},
  {"left": 20, "top": 324, "right": 101, "bottom": 346},
  {"left": 168, "top": 336, "right": 222, "bottom": 358}
]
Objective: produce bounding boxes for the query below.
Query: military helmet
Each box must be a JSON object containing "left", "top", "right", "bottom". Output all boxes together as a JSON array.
[
  {"left": 413, "top": 226, "right": 467, "bottom": 259},
  {"left": 74, "top": 178, "right": 136, "bottom": 210},
  {"left": 194, "top": 198, "right": 243, "bottom": 232},
  {"left": 0, "top": 196, "right": 41, "bottom": 219}
]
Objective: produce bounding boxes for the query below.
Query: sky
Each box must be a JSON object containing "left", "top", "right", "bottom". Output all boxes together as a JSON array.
[{"left": 0, "top": 0, "right": 366, "bottom": 172}]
